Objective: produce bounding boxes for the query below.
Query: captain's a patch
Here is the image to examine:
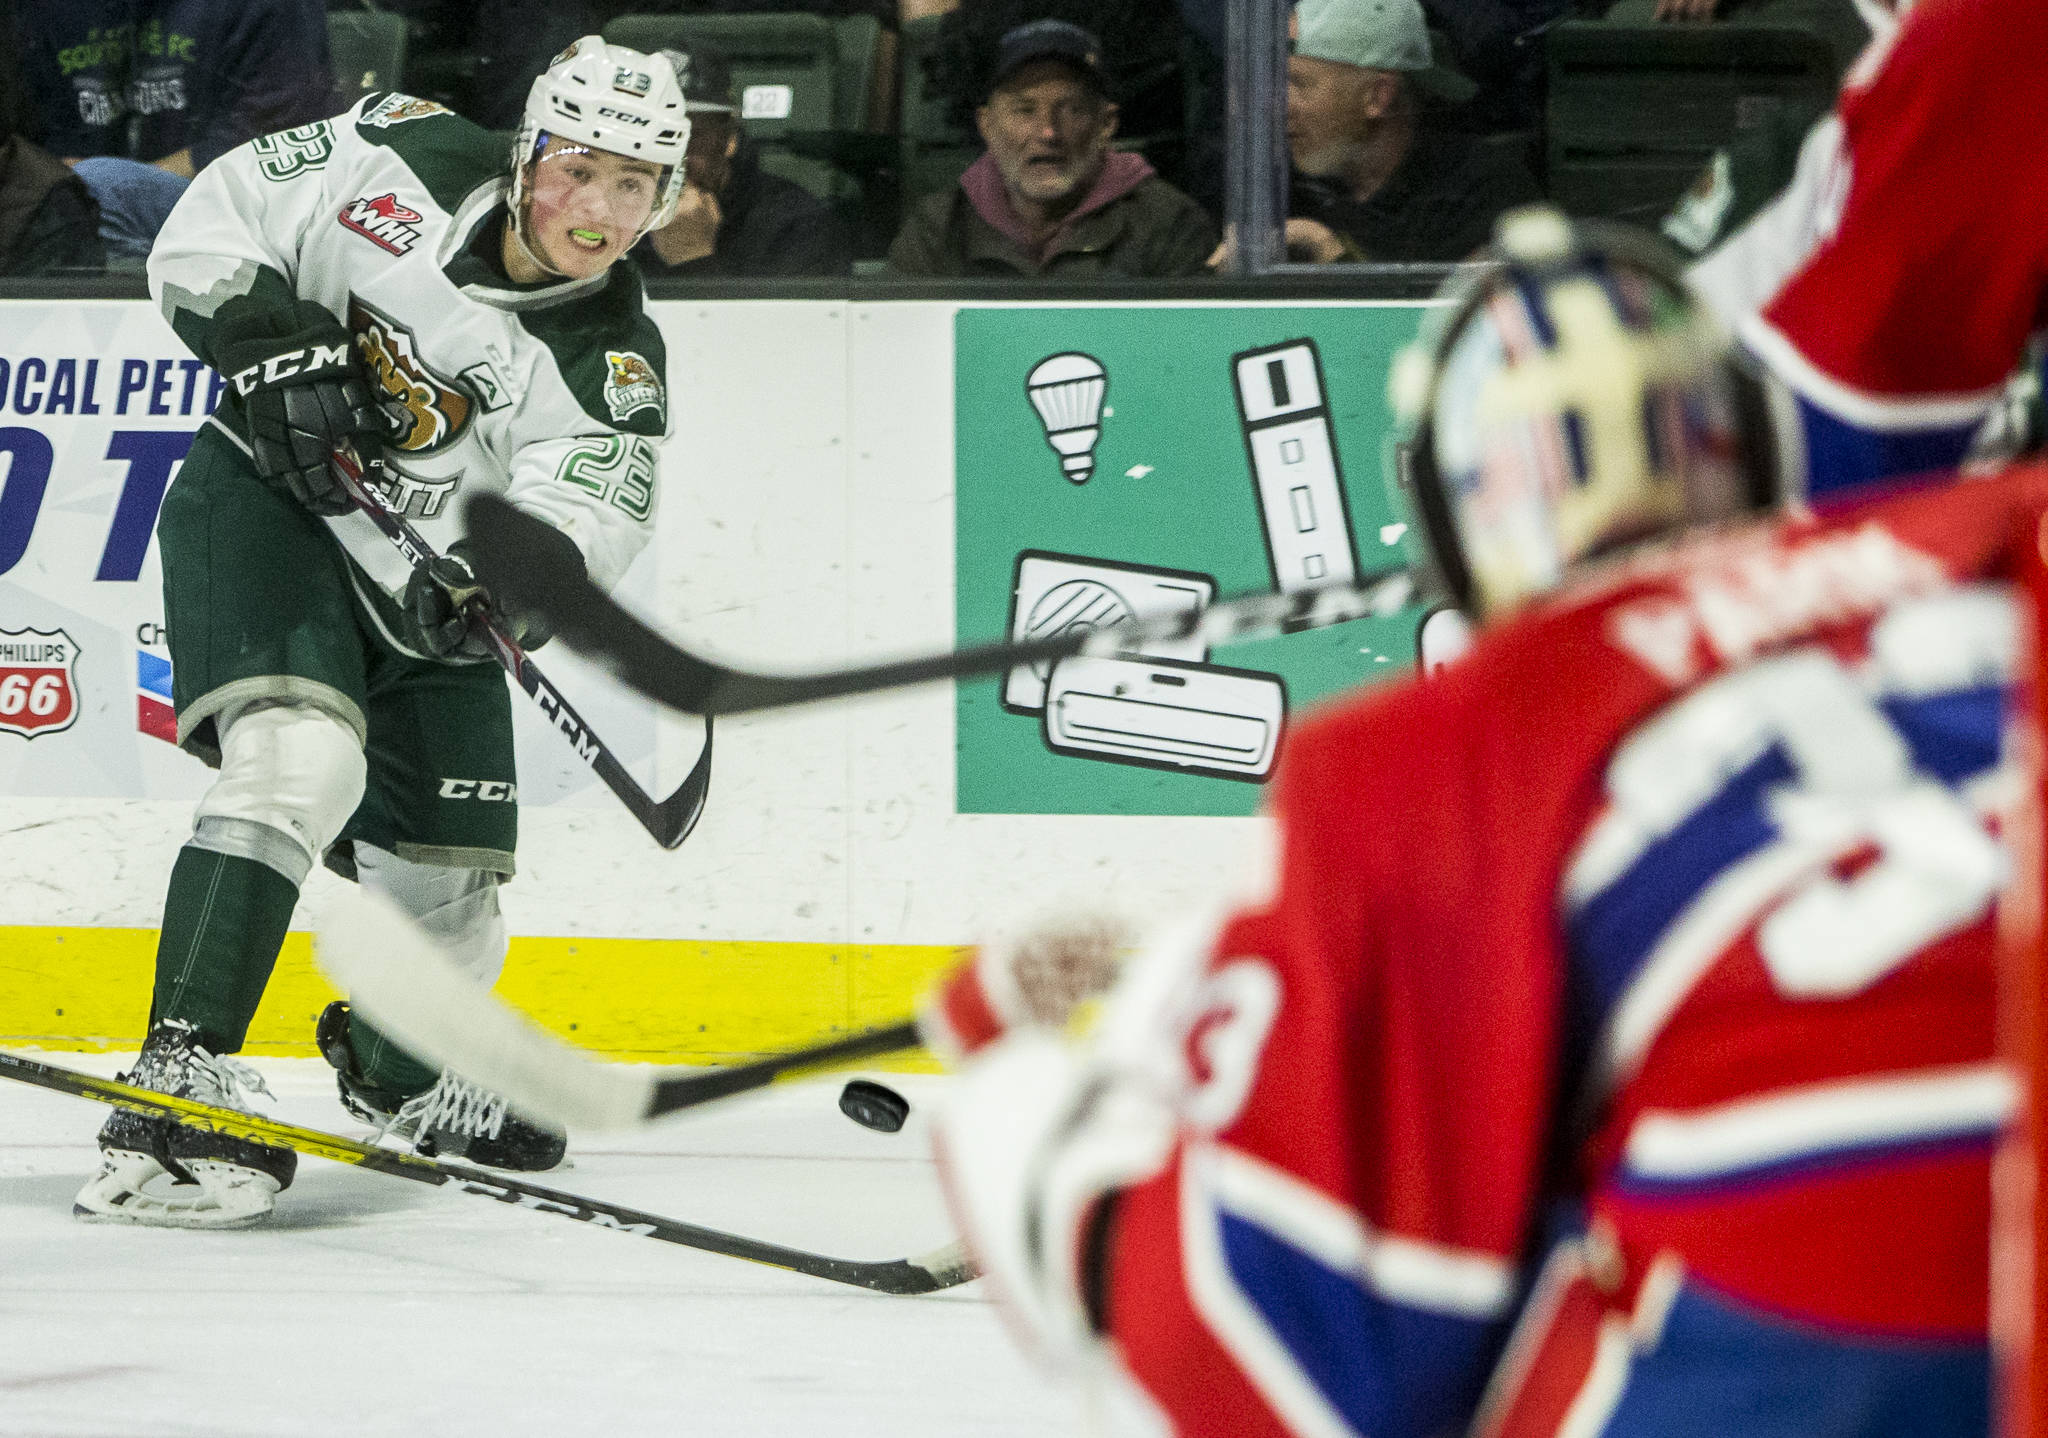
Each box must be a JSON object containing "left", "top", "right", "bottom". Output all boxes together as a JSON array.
[{"left": 604, "top": 351, "right": 663, "bottom": 422}]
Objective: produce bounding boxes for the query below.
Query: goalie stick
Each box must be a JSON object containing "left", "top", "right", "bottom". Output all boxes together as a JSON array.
[
  {"left": 0, "top": 1048, "right": 972, "bottom": 1295},
  {"left": 328, "top": 448, "right": 711, "bottom": 849},
  {"left": 463, "top": 492, "right": 1421, "bottom": 717},
  {"left": 319, "top": 889, "right": 923, "bottom": 1132}
]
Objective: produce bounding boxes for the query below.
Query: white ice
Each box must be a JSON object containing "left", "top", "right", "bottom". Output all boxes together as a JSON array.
[{"left": 0, "top": 1060, "right": 1084, "bottom": 1437}]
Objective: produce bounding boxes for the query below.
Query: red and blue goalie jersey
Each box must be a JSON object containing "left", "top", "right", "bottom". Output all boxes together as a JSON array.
[
  {"left": 1101, "top": 466, "right": 2048, "bottom": 1438},
  {"left": 1730, "top": 0, "right": 2048, "bottom": 499}
]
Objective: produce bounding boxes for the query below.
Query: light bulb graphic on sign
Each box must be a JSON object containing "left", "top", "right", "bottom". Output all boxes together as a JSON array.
[{"left": 1025, "top": 351, "right": 1108, "bottom": 484}]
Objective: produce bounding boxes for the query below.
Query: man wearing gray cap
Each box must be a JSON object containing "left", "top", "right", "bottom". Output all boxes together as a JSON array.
[
  {"left": 1286, "top": 0, "right": 1540, "bottom": 263},
  {"left": 887, "top": 19, "right": 1216, "bottom": 278}
]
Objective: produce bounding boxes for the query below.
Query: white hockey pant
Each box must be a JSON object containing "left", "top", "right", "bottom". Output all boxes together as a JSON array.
[{"left": 352, "top": 842, "right": 508, "bottom": 986}]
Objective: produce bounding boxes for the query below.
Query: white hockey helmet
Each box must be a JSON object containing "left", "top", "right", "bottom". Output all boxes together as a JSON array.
[
  {"left": 1392, "top": 206, "right": 1779, "bottom": 617},
  {"left": 510, "top": 37, "right": 692, "bottom": 248}
]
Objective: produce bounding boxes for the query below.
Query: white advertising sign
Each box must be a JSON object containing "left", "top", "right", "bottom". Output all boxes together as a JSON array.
[{"left": 0, "top": 301, "right": 666, "bottom": 808}]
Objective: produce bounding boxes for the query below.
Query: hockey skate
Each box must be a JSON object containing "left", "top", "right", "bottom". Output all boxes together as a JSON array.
[
  {"left": 73, "top": 1019, "right": 297, "bottom": 1228},
  {"left": 318, "top": 1001, "right": 566, "bottom": 1171}
]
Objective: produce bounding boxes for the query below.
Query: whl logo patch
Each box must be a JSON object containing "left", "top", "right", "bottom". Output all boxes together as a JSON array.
[
  {"left": 351, "top": 295, "right": 475, "bottom": 453},
  {"left": 339, "top": 193, "right": 424, "bottom": 254},
  {"left": 0, "top": 628, "right": 80, "bottom": 739},
  {"left": 604, "top": 350, "right": 662, "bottom": 422}
]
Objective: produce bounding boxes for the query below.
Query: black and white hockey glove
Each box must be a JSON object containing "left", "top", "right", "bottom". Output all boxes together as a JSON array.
[
  {"left": 404, "top": 530, "right": 581, "bottom": 660},
  {"left": 404, "top": 549, "right": 493, "bottom": 660},
  {"left": 215, "top": 301, "right": 386, "bottom": 517}
]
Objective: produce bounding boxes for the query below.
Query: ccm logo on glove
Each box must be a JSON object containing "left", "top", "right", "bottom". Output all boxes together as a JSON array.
[
  {"left": 438, "top": 778, "right": 518, "bottom": 801},
  {"left": 231, "top": 342, "right": 354, "bottom": 396}
]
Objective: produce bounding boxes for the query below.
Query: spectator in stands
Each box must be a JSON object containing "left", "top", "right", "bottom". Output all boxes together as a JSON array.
[
  {"left": 0, "top": 12, "right": 103, "bottom": 274},
  {"left": 921, "top": 0, "right": 1194, "bottom": 193},
  {"left": 633, "top": 42, "right": 853, "bottom": 278},
  {"left": 1283, "top": 0, "right": 1541, "bottom": 263},
  {"left": 11, "top": 0, "right": 331, "bottom": 263},
  {"left": 888, "top": 19, "right": 1215, "bottom": 277}
]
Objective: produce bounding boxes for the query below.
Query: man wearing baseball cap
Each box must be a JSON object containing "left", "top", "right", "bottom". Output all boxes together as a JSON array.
[
  {"left": 1286, "top": 0, "right": 1540, "bottom": 262},
  {"left": 635, "top": 41, "right": 852, "bottom": 276},
  {"left": 887, "top": 19, "right": 1216, "bottom": 278}
]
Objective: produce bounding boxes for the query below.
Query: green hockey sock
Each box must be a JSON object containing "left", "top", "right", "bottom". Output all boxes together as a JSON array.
[
  {"left": 346, "top": 1011, "right": 440, "bottom": 1099},
  {"left": 150, "top": 845, "right": 300, "bottom": 1053}
]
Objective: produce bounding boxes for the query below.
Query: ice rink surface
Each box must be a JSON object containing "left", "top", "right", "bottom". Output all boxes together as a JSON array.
[{"left": 0, "top": 1060, "right": 1083, "bottom": 1437}]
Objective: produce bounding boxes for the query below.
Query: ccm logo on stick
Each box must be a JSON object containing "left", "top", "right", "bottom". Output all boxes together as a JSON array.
[{"left": 439, "top": 778, "right": 517, "bottom": 801}]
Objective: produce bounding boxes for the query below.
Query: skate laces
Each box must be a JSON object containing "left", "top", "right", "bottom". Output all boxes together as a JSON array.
[
  {"left": 393, "top": 1073, "right": 507, "bottom": 1142},
  {"left": 185, "top": 1050, "right": 274, "bottom": 1114}
]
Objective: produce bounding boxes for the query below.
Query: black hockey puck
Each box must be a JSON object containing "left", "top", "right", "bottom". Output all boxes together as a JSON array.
[{"left": 839, "top": 1079, "right": 910, "bottom": 1133}]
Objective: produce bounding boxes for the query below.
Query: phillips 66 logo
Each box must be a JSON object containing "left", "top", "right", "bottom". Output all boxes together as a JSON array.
[{"left": 0, "top": 628, "right": 80, "bottom": 738}]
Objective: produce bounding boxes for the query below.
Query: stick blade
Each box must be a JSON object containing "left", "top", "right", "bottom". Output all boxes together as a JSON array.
[{"left": 315, "top": 888, "right": 654, "bottom": 1132}]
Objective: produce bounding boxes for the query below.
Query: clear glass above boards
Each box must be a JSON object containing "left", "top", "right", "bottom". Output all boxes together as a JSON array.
[{"left": 0, "top": 0, "right": 1875, "bottom": 293}]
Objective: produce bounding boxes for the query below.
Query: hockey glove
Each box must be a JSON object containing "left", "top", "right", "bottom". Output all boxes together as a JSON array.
[
  {"left": 404, "top": 528, "right": 583, "bottom": 660},
  {"left": 920, "top": 913, "right": 1130, "bottom": 1065},
  {"left": 215, "top": 300, "right": 386, "bottom": 517},
  {"left": 404, "top": 548, "right": 493, "bottom": 660},
  {"left": 932, "top": 1031, "right": 1173, "bottom": 1368}
]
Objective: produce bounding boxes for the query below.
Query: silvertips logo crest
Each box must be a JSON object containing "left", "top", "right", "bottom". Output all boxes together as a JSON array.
[
  {"left": 604, "top": 351, "right": 663, "bottom": 421},
  {"left": 0, "top": 628, "right": 81, "bottom": 739}
]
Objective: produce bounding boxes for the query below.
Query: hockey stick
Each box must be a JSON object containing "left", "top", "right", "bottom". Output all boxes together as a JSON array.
[
  {"left": 0, "top": 1049, "right": 972, "bottom": 1295},
  {"left": 328, "top": 448, "right": 711, "bottom": 849},
  {"left": 318, "top": 889, "right": 923, "bottom": 1132},
  {"left": 463, "top": 492, "right": 1420, "bottom": 717}
]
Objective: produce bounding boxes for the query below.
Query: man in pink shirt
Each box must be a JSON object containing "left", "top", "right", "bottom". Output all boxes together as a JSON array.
[{"left": 886, "top": 19, "right": 1216, "bottom": 278}]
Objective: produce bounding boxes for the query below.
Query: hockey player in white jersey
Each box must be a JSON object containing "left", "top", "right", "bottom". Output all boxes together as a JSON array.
[{"left": 73, "top": 39, "right": 690, "bottom": 1227}]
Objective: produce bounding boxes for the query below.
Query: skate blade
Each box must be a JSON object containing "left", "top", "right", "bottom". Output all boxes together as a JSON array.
[{"left": 73, "top": 1150, "right": 279, "bottom": 1229}]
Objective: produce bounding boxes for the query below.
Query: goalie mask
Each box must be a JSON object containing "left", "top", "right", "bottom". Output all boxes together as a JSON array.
[
  {"left": 508, "top": 37, "right": 691, "bottom": 276},
  {"left": 1391, "top": 207, "right": 1779, "bottom": 618}
]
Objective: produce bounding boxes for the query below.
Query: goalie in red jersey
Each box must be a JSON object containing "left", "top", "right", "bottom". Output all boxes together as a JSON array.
[{"left": 930, "top": 206, "right": 2044, "bottom": 1438}]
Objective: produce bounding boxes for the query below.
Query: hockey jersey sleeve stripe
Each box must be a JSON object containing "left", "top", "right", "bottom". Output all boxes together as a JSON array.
[
  {"left": 1742, "top": 317, "right": 2008, "bottom": 433},
  {"left": 1617, "top": 1062, "right": 2014, "bottom": 1187},
  {"left": 1178, "top": 1144, "right": 1515, "bottom": 1438},
  {"left": 1199, "top": 1143, "right": 1517, "bottom": 1317},
  {"left": 1738, "top": 318, "right": 1997, "bottom": 499},
  {"left": 1791, "top": 394, "right": 1985, "bottom": 502}
]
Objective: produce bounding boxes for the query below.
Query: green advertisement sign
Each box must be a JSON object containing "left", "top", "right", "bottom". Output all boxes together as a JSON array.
[{"left": 954, "top": 304, "right": 1438, "bottom": 817}]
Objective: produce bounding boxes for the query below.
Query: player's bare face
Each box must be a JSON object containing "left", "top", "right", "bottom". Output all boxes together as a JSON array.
[{"left": 520, "top": 138, "right": 664, "bottom": 279}]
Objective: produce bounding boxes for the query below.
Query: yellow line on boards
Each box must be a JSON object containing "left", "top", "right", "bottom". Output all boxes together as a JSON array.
[{"left": 0, "top": 926, "right": 962, "bottom": 1070}]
